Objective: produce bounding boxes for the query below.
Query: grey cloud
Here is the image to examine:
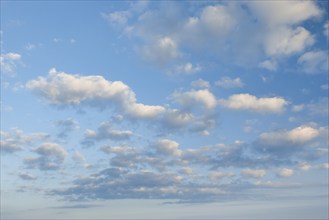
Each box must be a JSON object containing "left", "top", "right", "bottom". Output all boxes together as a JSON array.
[
  {"left": 18, "top": 173, "right": 37, "bottom": 181},
  {"left": 24, "top": 143, "right": 68, "bottom": 171},
  {"left": 0, "top": 129, "right": 50, "bottom": 153},
  {"left": 55, "top": 118, "right": 79, "bottom": 138},
  {"left": 82, "top": 122, "right": 134, "bottom": 147}
]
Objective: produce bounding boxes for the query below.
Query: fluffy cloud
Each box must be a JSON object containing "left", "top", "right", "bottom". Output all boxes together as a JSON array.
[
  {"left": 215, "top": 77, "right": 244, "bottom": 89},
  {"left": 264, "top": 26, "right": 314, "bottom": 56},
  {"left": 171, "top": 89, "right": 217, "bottom": 110},
  {"left": 0, "top": 52, "right": 21, "bottom": 75},
  {"left": 254, "top": 125, "right": 327, "bottom": 159},
  {"left": 151, "top": 139, "right": 182, "bottom": 157},
  {"left": 298, "top": 50, "right": 329, "bottom": 74},
  {"left": 25, "top": 143, "right": 68, "bottom": 170},
  {"left": 218, "top": 93, "right": 287, "bottom": 113},
  {"left": 26, "top": 68, "right": 165, "bottom": 119}
]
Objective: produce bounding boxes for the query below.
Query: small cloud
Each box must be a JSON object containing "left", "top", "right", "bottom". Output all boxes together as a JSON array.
[
  {"left": 258, "top": 59, "right": 277, "bottom": 71},
  {"left": 0, "top": 52, "right": 22, "bottom": 76},
  {"left": 218, "top": 93, "right": 287, "bottom": 113},
  {"left": 241, "top": 169, "right": 266, "bottom": 178},
  {"left": 19, "top": 173, "right": 37, "bottom": 180},
  {"left": 277, "top": 168, "right": 294, "bottom": 177},
  {"left": 25, "top": 43, "right": 36, "bottom": 50},
  {"left": 215, "top": 77, "right": 244, "bottom": 89},
  {"left": 191, "top": 79, "right": 210, "bottom": 89},
  {"left": 320, "top": 84, "right": 328, "bottom": 90},
  {"left": 298, "top": 50, "right": 328, "bottom": 74},
  {"left": 171, "top": 89, "right": 217, "bottom": 110},
  {"left": 101, "top": 11, "right": 131, "bottom": 26},
  {"left": 172, "top": 62, "right": 202, "bottom": 75},
  {"left": 291, "top": 104, "right": 304, "bottom": 112},
  {"left": 324, "top": 20, "right": 329, "bottom": 38}
]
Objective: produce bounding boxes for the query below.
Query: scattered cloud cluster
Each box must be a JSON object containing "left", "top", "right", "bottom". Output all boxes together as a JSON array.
[
  {"left": 0, "top": 52, "right": 21, "bottom": 76},
  {"left": 101, "top": 1, "right": 325, "bottom": 72}
]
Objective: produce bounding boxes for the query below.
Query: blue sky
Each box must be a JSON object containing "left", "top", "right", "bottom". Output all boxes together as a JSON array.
[{"left": 1, "top": 1, "right": 328, "bottom": 219}]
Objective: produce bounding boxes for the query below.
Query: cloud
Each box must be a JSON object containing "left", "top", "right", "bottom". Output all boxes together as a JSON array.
[
  {"left": 241, "top": 169, "right": 266, "bottom": 178},
  {"left": 0, "top": 129, "right": 50, "bottom": 153},
  {"left": 0, "top": 52, "right": 21, "bottom": 76},
  {"left": 292, "top": 104, "right": 304, "bottom": 112},
  {"left": 82, "top": 122, "right": 134, "bottom": 147},
  {"left": 26, "top": 68, "right": 165, "bottom": 119},
  {"left": 215, "top": 77, "right": 244, "bottom": 89},
  {"left": 191, "top": 79, "right": 210, "bottom": 89},
  {"left": 277, "top": 168, "right": 294, "bottom": 177},
  {"left": 324, "top": 20, "right": 329, "bottom": 38},
  {"left": 258, "top": 60, "right": 277, "bottom": 71},
  {"left": 141, "top": 36, "right": 180, "bottom": 66},
  {"left": 101, "top": 11, "right": 131, "bottom": 26},
  {"left": 264, "top": 26, "right": 314, "bottom": 56},
  {"left": 24, "top": 143, "right": 68, "bottom": 171},
  {"left": 55, "top": 118, "right": 79, "bottom": 138},
  {"left": 19, "top": 173, "right": 37, "bottom": 181},
  {"left": 254, "top": 125, "right": 327, "bottom": 159},
  {"left": 172, "top": 62, "right": 202, "bottom": 75},
  {"left": 171, "top": 89, "right": 217, "bottom": 110},
  {"left": 218, "top": 93, "right": 287, "bottom": 113},
  {"left": 151, "top": 139, "right": 182, "bottom": 157},
  {"left": 298, "top": 50, "right": 328, "bottom": 74},
  {"left": 307, "top": 98, "right": 329, "bottom": 117}
]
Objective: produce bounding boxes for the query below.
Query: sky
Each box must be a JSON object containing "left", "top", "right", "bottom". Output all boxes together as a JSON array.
[{"left": 0, "top": 0, "right": 328, "bottom": 219}]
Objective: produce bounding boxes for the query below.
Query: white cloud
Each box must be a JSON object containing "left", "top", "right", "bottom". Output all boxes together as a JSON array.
[
  {"left": 0, "top": 52, "right": 22, "bottom": 75},
  {"left": 298, "top": 50, "right": 328, "bottom": 74},
  {"left": 292, "top": 104, "right": 304, "bottom": 112},
  {"left": 172, "top": 62, "right": 201, "bottom": 75},
  {"left": 101, "top": 11, "right": 131, "bottom": 26},
  {"left": 141, "top": 36, "right": 180, "bottom": 66},
  {"left": 218, "top": 93, "right": 287, "bottom": 113},
  {"left": 26, "top": 68, "right": 165, "bottom": 119},
  {"left": 259, "top": 125, "right": 320, "bottom": 146},
  {"left": 215, "top": 77, "right": 244, "bottom": 89},
  {"left": 172, "top": 89, "right": 217, "bottom": 110},
  {"left": 307, "top": 98, "right": 329, "bottom": 117},
  {"left": 278, "top": 168, "right": 294, "bottom": 177},
  {"left": 264, "top": 26, "right": 314, "bottom": 56},
  {"left": 241, "top": 169, "right": 266, "bottom": 178},
  {"left": 298, "top": 163, "right": 311, "bottom": 171},
  {"left": 247, "top": 1, "right": 322, "bottom": 27},
  {"left": 151, "top": 139, "right": 182, "bottom": 157},
  {"left": 258, "top": 59, "right": 277, "bottom": 71},
  {"left": 191, "top": 79, "right": 210, "bottom": 89}
]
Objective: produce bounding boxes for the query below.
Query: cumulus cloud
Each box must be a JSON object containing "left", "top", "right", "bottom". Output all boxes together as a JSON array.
[
  {"left": 151, "top": 139, "right": 182, "bottom": 157},
  {"left": 25, "top": 143, "right": 68, "bottom": 171},
  {"left": 218, "top": 93, "right": 287, "bottom": 113},
  {"left": 171, "top": 89, "right": 217, "bottom": 110},
  {"left": 298, "top": 50, "right": 329, "bottom": 74},
  {"left": 215, "top": 77, "right": 244, "bottom": 89},
  {"left": 26, "top": 68, "right": 165, "bottom": 119},
  {"left": 254, "top": 125, "right": 328, "bottom": 159},
  {"left": 0, "top": 52, "right": 22, "bottom": 76}
]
